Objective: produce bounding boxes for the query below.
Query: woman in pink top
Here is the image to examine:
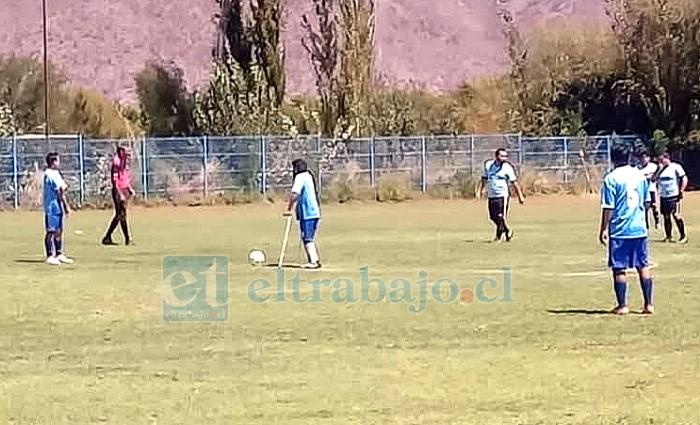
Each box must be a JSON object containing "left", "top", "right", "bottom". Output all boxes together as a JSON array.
[{"left": 102, "top": 146, "right": 135, "bottom": 245}]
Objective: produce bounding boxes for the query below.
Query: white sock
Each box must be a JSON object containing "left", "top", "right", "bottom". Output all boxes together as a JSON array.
[{"left": 305, "top": 242, "right": 319, "bottom": 264}]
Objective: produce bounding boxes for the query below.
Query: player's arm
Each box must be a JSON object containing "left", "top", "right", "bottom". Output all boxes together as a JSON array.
[
  {"left": 508, "top": 164, "right": 525, "bottom": 204},
  {"left": 678, "top": 167, "right": 688, "bottom": 197},
  {"left": 510, "top": 180, "right": 525, "bottom": 204},
  {"left": 284, "top": 175, "right": 302, "bottom": 216},
  {"left": 475, "top": 177, "right": 484, "bottom": 200},
  {"left": 55, "top": 174, "right": 71, "bottom": 216},
  {"left": 599, "top": 178, "right": 614, "bottom": 245}
]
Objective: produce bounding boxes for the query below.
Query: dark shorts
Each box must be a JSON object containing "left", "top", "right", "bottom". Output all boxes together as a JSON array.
[
  {"left": 660, "top": 196, "right": 680, "bottom": 215},
  {"left": 45, "top": 213, "right": 64, "bottom": 232},
  {"left": 608, "top": 237, "right": 649, "bottom": 272},
  {"left": 488, "top": 197, "right": 509, "bottom": 222},
  {"left": 112, "top": 187, "right": 131, "bottom": 206},
  {"left": 300, "top": 218, "right": 320, "bottom": 243},
  {"left": 645, "top": 191, "right": 657, "bottom": 208}
]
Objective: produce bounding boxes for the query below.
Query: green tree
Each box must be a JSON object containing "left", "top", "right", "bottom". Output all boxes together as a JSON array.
[
  {"left": 604, "top": 0, "right": 700, "bottom": 144},
  {"left": 302, "top": 0, "right": 342, "bottom": 137},
  {"left": 249, "top": 0, "right": 286, "bottom": 106},
  {"left": 135, "top": 61, "right": 194, "bottom": 136},
  {"left": 0, "top": 56, "right": 73, "bottom": 134}
]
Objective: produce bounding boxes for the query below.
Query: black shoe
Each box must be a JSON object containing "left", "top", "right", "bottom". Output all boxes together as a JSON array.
[
  {"left": 101, "top": 237, "right": 117, "bottom": 246},
  {"left": 505, "top": 230, "right": 514, "bottom": 242},
  {"left": 125, "top": 239, "right": 134, "bottom": 246}
]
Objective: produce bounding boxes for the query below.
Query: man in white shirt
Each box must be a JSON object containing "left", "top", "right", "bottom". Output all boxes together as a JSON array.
[
  {"left": 655, "top": 152, "right": 688, "bottom": 243},
  {"left": 475, "top": 148, "right": 525, "bottom": 242},
  {"left": 637, "top": 152, "right": 660, "bottom": 230},
  {"left": 43, "top": 152, "right": 74, "bottom": 265}
]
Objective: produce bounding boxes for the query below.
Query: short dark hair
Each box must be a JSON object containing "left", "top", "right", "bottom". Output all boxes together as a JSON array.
[
  {"left": 610, "top": 145, "right": 628, "bottom": 165},
  {"left": 292, "top": 158, "right": 308, "bottom": 176},
  {"left": 45, "top": 152, "right": 59, "bottom": 167},
  {"left": 495, "top": 148, "right": 507, "bottom": 157}
]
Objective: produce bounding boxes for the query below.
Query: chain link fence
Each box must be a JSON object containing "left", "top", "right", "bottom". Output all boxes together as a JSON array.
[{"left": 0, "top": 133, "right": 639, "bottom": 208}]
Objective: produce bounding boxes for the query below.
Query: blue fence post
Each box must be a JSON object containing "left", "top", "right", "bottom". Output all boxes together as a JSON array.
[
  {"left": 469, "top": 135, "right": 475, "bottom": 176},
  {"left": 369, "top": 137, "right": 375, "bottom": 188},
  {"left": 78, "top": 133, "right": 85, "bottom": 206},
  {"left": 563, "top": 137, "right": 569, "bottom": 184},
  {"left": 12, "top": 133, "right": 18, "bottom": 209},
  {"left": 517, "top": 133, "right": 523, "bottom": 166},
  {"left": 260, "top": 136, "right": 267, "bottom": 195},
  {"left": 316, "top": 135, "right": 323, "bottom": 194},
  {"left": 141, "top": 136, "right": 148, "bottom": 201},
  {"left": 420, "top": 136, "right": 427, "bottom": 193},
  {"left": 202, "top": 135, "right": 209, "bottom": 197}
]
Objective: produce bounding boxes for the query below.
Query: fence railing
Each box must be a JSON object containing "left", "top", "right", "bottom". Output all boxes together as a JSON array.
[{"left": 0, "top": 133, "right": 638, "bottom": 208}]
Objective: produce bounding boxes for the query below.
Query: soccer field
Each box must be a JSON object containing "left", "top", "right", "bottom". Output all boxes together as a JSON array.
[{"left": 1, "top": 195, "right": 699, "bottom": 424}]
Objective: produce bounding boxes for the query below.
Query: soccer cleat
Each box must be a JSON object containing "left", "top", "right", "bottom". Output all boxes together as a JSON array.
[
  {"left": 492, "top": 236, "right": 502, "bottom": 243},
  {"left": 57, "top": 254, "right": 74, "bottom": 264},
  {"left": 302, "top": 262, "right": 321, "bottom": 269},
  {"left": 678, "top": 236, "right": 688, "bottom": 244},
  {"left": 642, "top": 305, "right": 655, "bottom": 315},
  {"left": 125, "top": 239, "right": 134, "bottom": 246},
  {"left": 505, "top": 230, "right": 514, "bottom": 242},
  {"left": 662, "top": 238, "right": 674, "bottom": 243},
  {"left": 610, "top": 306, "right": 630, "bottom": 315},
  {"left": 101, "top": 237, "right": 117, "bottom": 246},
  {"left": 46, "top": 256, "right": 61, "bottom": 266}
]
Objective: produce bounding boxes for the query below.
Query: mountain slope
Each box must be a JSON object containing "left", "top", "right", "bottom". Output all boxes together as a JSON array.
[{"left": 0, "top": 0, "right": 606, "bottom": 104}]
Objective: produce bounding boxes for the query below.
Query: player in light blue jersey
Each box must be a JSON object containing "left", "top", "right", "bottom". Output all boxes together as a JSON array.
[
  {"left": 475, "top": 148, "right": 525, "bottom": 242},
  {"left": 43, "top": 152, "right": 74, "bottom": 265},
  {"left": 284, "top": 158, "right": 322, "bottom": 269},
  {"left": 599, "top": 146, "right": 654, "bottom": 315}
]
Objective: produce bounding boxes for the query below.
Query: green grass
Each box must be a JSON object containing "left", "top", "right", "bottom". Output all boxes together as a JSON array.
[{"left": 1, "top": 195, "right": 699, "bottom": 424}]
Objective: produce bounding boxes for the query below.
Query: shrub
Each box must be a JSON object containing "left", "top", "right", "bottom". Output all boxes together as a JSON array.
[{"left": 376, "top": 173, "right": 412, "bottom": 202}]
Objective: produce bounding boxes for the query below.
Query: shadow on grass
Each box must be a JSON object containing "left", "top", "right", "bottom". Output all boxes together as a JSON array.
[
  {"left": 546, "top": 309, "right": 612, "bottom": 315},
  {"left": 14, "top": 259, "right": 46, "bottom": 264},
  {"left": 261, "top": 263, "right": 303, "bottom": 269}
]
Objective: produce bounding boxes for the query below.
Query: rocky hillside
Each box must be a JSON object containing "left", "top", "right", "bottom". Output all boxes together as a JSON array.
[{"left": 0, "top": 0, "right": 606, "bottom": 104}]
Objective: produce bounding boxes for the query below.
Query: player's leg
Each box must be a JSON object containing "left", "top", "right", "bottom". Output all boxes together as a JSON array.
[
  {"left": 52, "top": 226, "right": 73, "bottom": 264},
  {"left": 632, "top": 237, "right": 654, "bottom": 313},
  {"left": 644, "top": 200, "right": 651, "bottom": 230},
  {"left": 660, "top": 197, "right": 673, "bottom": 241},
  {"left": 119, "top": 190, "right": 132, "bottom": 245},
  {"left": 503, "top": 197, "right": 514, "bottom": 241},
  {"left": 608, "top": 238, "right": 630, "bottom": 314},
  {"left": 673, "top": 197, "right": 687, "bottom": 243},
  {"left": 650, "top": 192, "right": 660, "bottom": 229},
  {"left": 102, "top": 187, "right": 121, "bottom": 245},
  {"left": 44, "top": 214, "right": 60, "bottom": 265},
  {"left": 301, "top": 218, "right": 321, "bottom": 269},
  {"left": 488, "top": 198, "right": 503, "bottom": 241}
]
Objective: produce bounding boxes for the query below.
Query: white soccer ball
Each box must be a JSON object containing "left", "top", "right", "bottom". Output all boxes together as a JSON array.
[{"left": 248, "top": 250, "right": 266, "bottom": 265}]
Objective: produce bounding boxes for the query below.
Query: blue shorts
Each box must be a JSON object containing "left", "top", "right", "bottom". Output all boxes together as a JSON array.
[
  {"left": 45, "top": 213, "right": 64, "bottom": 232},
  {"left": 608, "top": 237, "right": 649, "bottom": 272},
  {"left": 300, "top": 218, "right": 320, "bottom": 243}
]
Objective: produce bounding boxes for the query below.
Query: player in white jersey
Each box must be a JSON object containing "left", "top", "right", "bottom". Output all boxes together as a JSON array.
[
  {"left": 655, "top": 152, "right": 688, "bottom": 243},
  {"left": 637, "top": 152, "right": 660, "bottom": 230},
  {"left": 475, "top": 148, "right": 525, "bottom": 242}
]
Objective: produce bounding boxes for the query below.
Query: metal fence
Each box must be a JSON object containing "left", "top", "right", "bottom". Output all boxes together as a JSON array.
[{"left": 0, "top": 133, "right": 638, "bottom": 208}]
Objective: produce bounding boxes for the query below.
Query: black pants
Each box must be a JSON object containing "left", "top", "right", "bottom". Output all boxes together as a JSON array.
[
  {"left": 105, "top": 188, "right": 131, "bottom": 241},
  {"left": 488, "top": 197, "right": 509, "bottom": 223}
]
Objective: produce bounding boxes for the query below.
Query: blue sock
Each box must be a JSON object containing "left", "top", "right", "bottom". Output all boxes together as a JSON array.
[
  {"left": 53, "top": 238, "right": 62, "bottom": 256},
  {"left": 640, "top": 278, "right": 653, "bottom": 306},
  {"left": 45, "top": 237, "right": 54, "bottom": 258},
  {"left": 614, "top": 280, "right": 628, "bottom": 307}
]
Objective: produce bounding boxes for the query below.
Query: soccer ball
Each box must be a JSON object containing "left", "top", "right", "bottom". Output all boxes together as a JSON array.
[{"left": 248, "top": 250, "right": 266, "bottom": 265}]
